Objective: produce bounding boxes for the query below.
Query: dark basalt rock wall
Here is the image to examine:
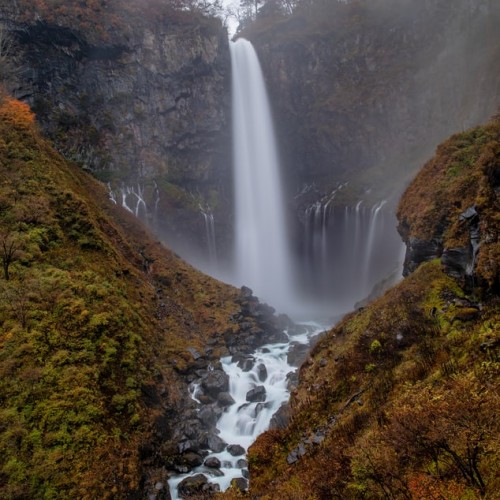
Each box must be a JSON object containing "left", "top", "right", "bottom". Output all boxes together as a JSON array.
[
  {"left": 1, "top": 9, "right": 232, "bottom": 261},
  {"left": 245, "top": 0, "right": 500, "bottom": 205}
]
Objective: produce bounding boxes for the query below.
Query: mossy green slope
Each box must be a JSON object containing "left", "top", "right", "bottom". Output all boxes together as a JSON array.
[
  {"left": 0, "top": 96, "right": 239, "bottom": 499},
  {"left": 239, "top": 121, "right": 500, "bottom": 499}
]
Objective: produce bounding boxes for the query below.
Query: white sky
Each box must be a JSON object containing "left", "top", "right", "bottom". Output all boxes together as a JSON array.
[{"left": 220, "top": 0, "right": 240, "bottom": 37}]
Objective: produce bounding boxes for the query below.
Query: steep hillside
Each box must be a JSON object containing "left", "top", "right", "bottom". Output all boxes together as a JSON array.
[
  {"left": 0, "top": 0, "right": 232, "bottom": 263},
  {"left": 241, "top": 119, "right": 500, "bottom": 499},
  {"left": 0, "top": 94, "right": 244, "bottom": 498}
]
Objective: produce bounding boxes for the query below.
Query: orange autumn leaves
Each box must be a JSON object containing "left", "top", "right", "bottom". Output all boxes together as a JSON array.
[{"left": 0, "top": 96, "right": 35, "bottom": 129}]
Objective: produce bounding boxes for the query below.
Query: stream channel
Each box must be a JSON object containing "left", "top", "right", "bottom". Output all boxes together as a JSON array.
[{"left": 168, "top": 321, "right": 327, "bottom": 498}]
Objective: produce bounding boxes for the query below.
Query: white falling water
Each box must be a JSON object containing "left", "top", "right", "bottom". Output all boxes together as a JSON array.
[
  {"left": 230, "top": 39, "right": 293, "bottom": 311},
  {"left": 302, "top": 198, "right": 403, "bottom": 308},
  {"left": 167, "top": 324, "right": 324, "bottom": 498},
  {"left": 200, "top": 206, "right": 217, "bottom": 266}
]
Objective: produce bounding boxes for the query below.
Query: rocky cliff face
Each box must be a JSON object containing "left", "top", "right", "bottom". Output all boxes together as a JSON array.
[
  {"left": 398, "top": 116, "right": 500, "bottom": 293},
  {"left": 245, "top": 0, "right": 500, "bottom": 206},
  {"left": 1, "top": 3, "right": 232, "bottom": 263}
]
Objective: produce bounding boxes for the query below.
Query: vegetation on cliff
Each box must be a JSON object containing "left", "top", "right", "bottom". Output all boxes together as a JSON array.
[
  {"left": 0, "top": 93, "right": 240, "bottom": 498},
  {"left": 398, "top": 117, "right": 500, "bottom": 291},
  {"left": 9, "top": 0, "right": 223, "bottom": 44},
  {"left": 242, "top": 121, "right": 500, "bottom": 499}
]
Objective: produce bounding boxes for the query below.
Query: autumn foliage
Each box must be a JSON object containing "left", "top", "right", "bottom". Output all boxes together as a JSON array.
[{"left": 0, "top": 97, "right": 35, "bottom": 129}]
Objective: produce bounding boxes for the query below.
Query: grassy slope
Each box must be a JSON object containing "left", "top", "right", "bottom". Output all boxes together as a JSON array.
[
  {"left": 237, "top": 120, "right": 500, "bottom": 499},
  {"left": 0, "top": 96, "right": 239, "bottom": 499}
]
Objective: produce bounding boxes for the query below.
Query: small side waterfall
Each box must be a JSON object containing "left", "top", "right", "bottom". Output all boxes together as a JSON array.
[
  {"left": 108, "top": 183, "right": 160, "bottom": 224},
  {"left": 302, "top": 196, "right": 404, "bottom": 309},
  {"left": 230, "top": 39, "right": 293, "bottom": 310},
  {"left": 200, "top": 206, "right": 217, "bottom": 267}
]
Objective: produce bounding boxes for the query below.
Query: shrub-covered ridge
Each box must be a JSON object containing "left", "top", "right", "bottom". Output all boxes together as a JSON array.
[
  {"left": 0, "top": 95, "right": 240, "bottom": 498},
  {"left": 239, "top": 120, "right": 500, "bottom": 499}
]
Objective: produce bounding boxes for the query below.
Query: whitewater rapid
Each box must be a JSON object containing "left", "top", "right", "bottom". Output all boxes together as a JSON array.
[{"left": 168, "top": 323, "right": 324, "bottom": 497}]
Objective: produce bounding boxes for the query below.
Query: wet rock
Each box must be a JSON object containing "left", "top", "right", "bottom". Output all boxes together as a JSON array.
[
  {"left": 267, "top": 329, "right": 290, "bottom": 344},
  {"left": 269, "top": 403, "right": 291, "bottom": 430},
  {"left": 242, "top": 468, "right": 250, "bottom": 479},
  {"left": 204, "top": 457, "right": 221, "bottom": 468},
  {"left": 403, "top": 236, "right": 442, "bottom": 276},
  {"left": 198, "top": 406, "right": 218, "bottom": 428},
  {"left": 286, "top": 371, "right": 299, "bottom": 392},
  {"left": 182, "top": 452, "right": 203, "bottom": 467},
  {"left": 231, "top": 477, "right": 248, "bottom": 492},
  {"left": 442, "top": 247, "right": 470, "bottom": 279},
  {"left": 254, "top": 402, "right": 266, "bottom": 417},
  {"left": 217, "top": 392, "right": 235, "bottom": 407},
  {"left": 236, "top": 355, "right": 255, "bottom": 372},
  {"left": 201, "top": 370, "right": 229, "bottom": 398},
  {"left": 246, "top": 385, "right": 266, "bottom": 402},
  {"left": 227, "top": 444, "right": 245, "bottom": 456},
  {"left": 178, "top": 474, "right": 220, "bottom": 496},
  {"left": 256, "top": 363, "right": 267, "bottom": 382},
  {"left": 287, "top": 342, "right": 309, "bottom": 366},
  {"left": 236, "top": 458, "right": 248, "bottom": 469},
  {"left": 207, "top": 434, "right": 227, "bottom": 453},
  {"left": 178, "top": 440, "right": 198, "bottom": 454}
]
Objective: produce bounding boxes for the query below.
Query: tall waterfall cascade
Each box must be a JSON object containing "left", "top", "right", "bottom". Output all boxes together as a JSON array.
[{"left": 230, "top": 39, "right": 294, "bottom": 311}]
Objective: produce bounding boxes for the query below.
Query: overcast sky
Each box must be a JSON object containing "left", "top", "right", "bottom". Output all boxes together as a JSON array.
[{"left": 220, "top": 0, "right": 239, "bottom": 37}]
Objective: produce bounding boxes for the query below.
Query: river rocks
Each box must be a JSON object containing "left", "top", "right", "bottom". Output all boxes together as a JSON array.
[
  {"left": 236, "top": 458, "right": 248, "bottom": 469},
  {"left": 257, "top": 363, "right": 267, "bottom": 382},
  {"left": 246, "top": 385, "right": 266, "bottom": 402},
  {"left": 178, "top": 474, "right": 220, "bottom": 496},
  {"left": 287, "top": 342, "right": 309, "bottom": 367},
  {"left": 217, "top": 392, "right": 235, "bottom": 407},
  {"left": 201, "top": 370, "right": 229, "bottom": 399},
  {"left": 227, "top": 444, "right": 245, "bottom": 456},
  {"left": 269, "top": 403, "right": 292, "bottom": 430},
  {"left": 204, "top": 457, "right": 221, "bottom": 468},
  {"left": 206, "top": 434, "right": 227, "bottom": 453},
  {"left": 197, "top": 406, "right": 219, "bottom": 428},
  {"left": 181, "top": 452, "right": 203, "bottom": 468},
  {"left": 231, "top": 477, "right": 248, "bottom": 492}
]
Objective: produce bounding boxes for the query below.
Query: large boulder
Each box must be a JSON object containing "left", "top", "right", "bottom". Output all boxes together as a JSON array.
[
  {"left": 201, "top": 370, "right": 229, "bottom": 399},
  {"left": 246, "top": 386, "right": 266, "bottom": 402}
]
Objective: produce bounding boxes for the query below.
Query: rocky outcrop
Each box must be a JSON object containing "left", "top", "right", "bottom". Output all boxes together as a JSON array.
[
  {"left": 398, "top": 117, "right": 500, "bottom": 291},
  {"left": 1, "top": 5, "right": 232, "bottom": 261}
]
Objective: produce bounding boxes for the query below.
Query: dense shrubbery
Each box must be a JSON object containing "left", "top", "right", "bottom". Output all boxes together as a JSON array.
[
  {"left": 243, "top": 120, "right": 500, "bottom": 499},
  {"left": 0, "top": 95, "right": 238, "bottom": 497}
]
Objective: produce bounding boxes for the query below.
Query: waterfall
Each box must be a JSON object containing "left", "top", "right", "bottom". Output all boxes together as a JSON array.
[
  {"left": 230, "top": 39, "right": 293, "bottom": 311},
  {"left": 200, "top": 206, "right": 217, "bottom": 266},
  {"left": 302, "top": 198, "right": 402, "bottom": 309}
]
